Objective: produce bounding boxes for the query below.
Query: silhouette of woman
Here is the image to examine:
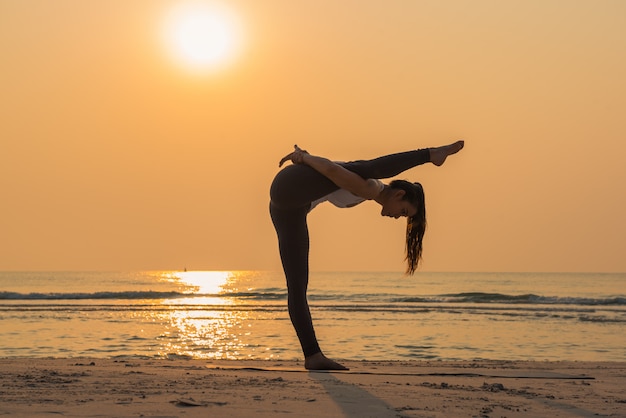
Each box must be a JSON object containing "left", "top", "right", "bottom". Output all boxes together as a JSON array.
[{"left": 269, "top": 141, "right": 464, "bottom": 369}]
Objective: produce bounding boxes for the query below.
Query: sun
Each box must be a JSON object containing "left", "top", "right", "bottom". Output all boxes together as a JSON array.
[{"left": 162, "top": 2, "right": 242, "bottom": 73}]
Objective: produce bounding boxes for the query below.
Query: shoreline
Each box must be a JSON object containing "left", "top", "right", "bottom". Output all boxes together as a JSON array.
[{"left": 1, "top": 358, "right": 624, "bottom": 417}]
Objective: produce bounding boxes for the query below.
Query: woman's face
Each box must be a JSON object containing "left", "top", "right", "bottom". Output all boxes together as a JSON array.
[{"left": 380, "top": 191, "right": 418, "bottom": 219}]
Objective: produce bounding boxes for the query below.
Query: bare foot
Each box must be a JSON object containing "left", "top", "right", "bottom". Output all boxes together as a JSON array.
[
  {"left": 304, "top": 352, "right": 349, "bottom": 370},
  {"left": 429, "top": 140, "right": 465, "bottom": 166}
]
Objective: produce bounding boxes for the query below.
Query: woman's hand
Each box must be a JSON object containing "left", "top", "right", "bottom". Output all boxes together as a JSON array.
[{"left": 279, "top": 144, "right": 309, "bottom": 167}]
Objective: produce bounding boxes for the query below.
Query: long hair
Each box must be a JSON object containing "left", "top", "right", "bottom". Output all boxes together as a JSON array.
[{"left": 389, "top": 180, "right": 426, "bottom": 275}]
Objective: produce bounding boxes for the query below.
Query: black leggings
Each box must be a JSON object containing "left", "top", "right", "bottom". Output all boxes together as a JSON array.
[{"left": 269, "top": 148, "right": 430, "bottom": 357}]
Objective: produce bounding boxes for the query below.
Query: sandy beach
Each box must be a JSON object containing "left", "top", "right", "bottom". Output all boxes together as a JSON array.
[{"left": 0, "top": 358, "right": 624, "bottom": 417}]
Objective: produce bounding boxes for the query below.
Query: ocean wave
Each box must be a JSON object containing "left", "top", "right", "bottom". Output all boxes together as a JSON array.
[
  {"left": 1, "top": 301, "right": 625, "bottom": 324},
  {"left": 0, "top": 290, "right": 286, "bottom": 301},
  {"left": 1, "top": 289, "right": 624, "bottom": 307},
  {"left": 395, "top": 292, "right": 626, "bottom": 306}
]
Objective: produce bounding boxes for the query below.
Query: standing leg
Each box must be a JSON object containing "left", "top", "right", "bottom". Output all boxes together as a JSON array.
[
  {"left": 269, "top": 202, "right": 348, "bottom": 370},
  {"left": 269, "top": 203, "right": 321, "bottom": 357}
]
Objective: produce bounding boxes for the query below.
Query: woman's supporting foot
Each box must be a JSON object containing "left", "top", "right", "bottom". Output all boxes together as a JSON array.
[
  {"left": 304, "top": 352, "right": 349, "bottom": 370},
  {"left": 429, "top": 140, "right": 465, "bottom": 166}
]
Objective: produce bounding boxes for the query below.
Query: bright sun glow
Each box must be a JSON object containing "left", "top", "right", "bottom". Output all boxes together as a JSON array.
[{"left": 162, "top": 2, "right": 242, "bottom": 72}]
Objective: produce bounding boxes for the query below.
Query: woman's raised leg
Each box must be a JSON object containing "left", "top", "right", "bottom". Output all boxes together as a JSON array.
[{"left": 341, "top": 141, "right": 464, "bottom": 179}]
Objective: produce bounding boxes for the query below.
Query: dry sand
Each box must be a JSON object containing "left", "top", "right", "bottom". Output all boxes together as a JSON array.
[{"left": 0, "top": 358, "right": 624, "bottom": 417}]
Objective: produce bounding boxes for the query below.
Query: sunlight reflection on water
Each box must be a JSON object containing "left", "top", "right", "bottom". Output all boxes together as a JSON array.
[
  {"left": 155, "top": 309, "right": 251, "bottom": 359},
  {"left": 153, "top": 271, "right": 256, "bottom": 359}
]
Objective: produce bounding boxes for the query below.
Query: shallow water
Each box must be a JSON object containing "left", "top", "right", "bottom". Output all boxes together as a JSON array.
[{"left": 1, "top": 271, "right": 624, "bottom": 361}]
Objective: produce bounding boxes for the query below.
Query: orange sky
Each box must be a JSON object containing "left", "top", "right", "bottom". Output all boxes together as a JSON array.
[{"left": 1, "top": 0, "right": 625, "bottom": 272}]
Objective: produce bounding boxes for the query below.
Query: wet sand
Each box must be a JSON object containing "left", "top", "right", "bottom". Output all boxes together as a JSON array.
[{"left": 1, "top": 358, "right": 624, "bottom": 417}]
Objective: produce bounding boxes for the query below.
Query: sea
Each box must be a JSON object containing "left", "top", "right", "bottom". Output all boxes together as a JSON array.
[{"left": 0, "top": 271, "right": 624, "bottom": 362}]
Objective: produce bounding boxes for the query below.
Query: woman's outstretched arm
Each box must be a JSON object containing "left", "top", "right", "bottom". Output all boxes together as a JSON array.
[{"left": 279, "top": 145, "right": 382, "bottom": 199}]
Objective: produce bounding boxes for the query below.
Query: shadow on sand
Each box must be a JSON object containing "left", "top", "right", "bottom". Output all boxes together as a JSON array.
[{"left": 308, "top": 371, "right": 401, "bottom": 418}]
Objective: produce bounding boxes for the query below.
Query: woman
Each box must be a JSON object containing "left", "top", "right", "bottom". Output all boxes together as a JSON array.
[{"left": 269, "top": 141, "right": 464, "bottom": 370}]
